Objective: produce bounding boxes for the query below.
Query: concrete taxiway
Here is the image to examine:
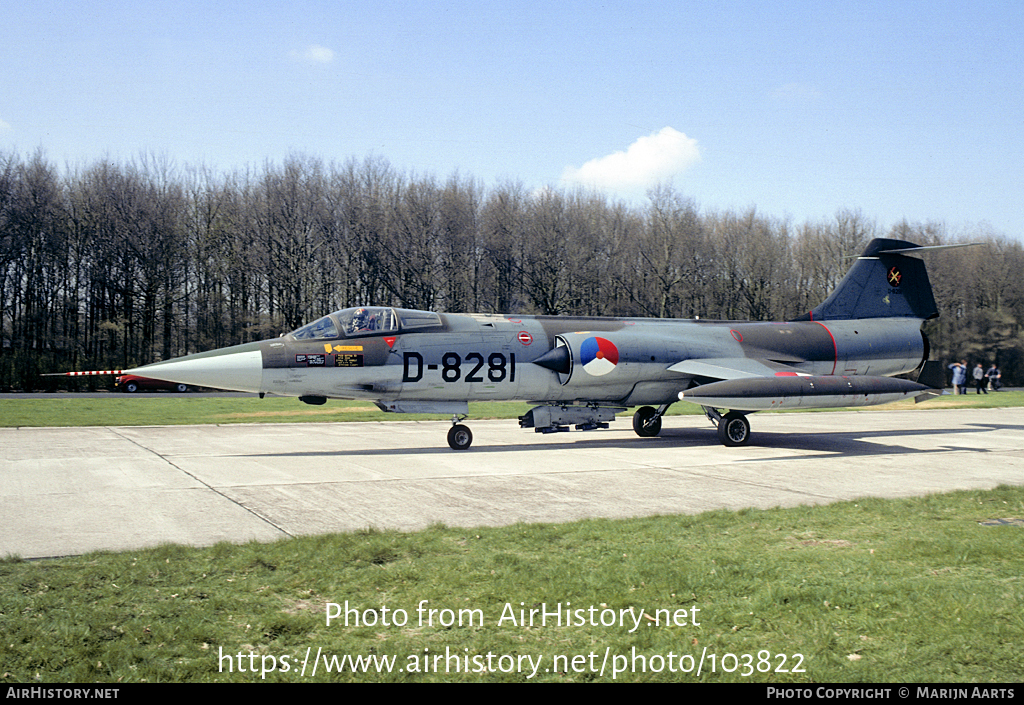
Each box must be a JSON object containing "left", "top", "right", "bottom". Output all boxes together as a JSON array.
[{"left": 2, "top": 407, "right": 1022, "bottom": 558}]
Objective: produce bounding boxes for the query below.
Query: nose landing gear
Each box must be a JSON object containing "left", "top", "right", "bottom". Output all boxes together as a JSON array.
[{"left": 447, "top": 416, "right": 473, "bottom": 450}]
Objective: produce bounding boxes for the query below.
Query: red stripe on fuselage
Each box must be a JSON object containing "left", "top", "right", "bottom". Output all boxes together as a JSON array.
[{"left": 815, "top": 321, "right": 838, "bottom": 375}]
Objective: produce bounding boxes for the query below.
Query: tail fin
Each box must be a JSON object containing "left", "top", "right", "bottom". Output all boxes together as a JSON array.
[{"left": 791, "top": 238, "right": 939, "bottom": 322}]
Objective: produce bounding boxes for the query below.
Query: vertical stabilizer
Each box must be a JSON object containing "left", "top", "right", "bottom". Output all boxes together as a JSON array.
[{"left": 792, "top": 238, "right": 938, "bottom": 322}]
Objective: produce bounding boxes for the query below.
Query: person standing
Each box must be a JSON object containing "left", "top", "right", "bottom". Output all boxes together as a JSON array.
[
  {"left": 973, "top": 363, "right": 988, "bottom": 394},
  {"left": 986, "top": 363, "right": 1001, "bottom": 392},
  {"left": 949, "top": 360, "right": 967, "bottom": 394}
]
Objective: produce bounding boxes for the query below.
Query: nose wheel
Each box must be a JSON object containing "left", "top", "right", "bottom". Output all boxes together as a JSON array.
[{"left": 447, "top": 423, "right": 473, "bottom": 450}]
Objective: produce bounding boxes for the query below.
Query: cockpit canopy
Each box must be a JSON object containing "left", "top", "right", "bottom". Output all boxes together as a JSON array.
[{"left": 289, "top": 307, "right": 442, "bottom": 340}]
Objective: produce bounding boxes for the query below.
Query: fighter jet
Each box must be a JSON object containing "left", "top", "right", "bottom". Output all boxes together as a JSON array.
[{"left": 107, "top": 238, "right": 960, "bottom": 449}]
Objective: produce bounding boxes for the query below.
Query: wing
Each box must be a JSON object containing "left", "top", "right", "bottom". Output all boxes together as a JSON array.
[{"left": 667, "top": 357, "right": 808, "bottom": 380}]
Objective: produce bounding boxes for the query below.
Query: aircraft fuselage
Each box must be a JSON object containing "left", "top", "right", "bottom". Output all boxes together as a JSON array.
[
  {"left": 86, "top": 238, "right": 970, "bottom": 448},
  {"left": 136, "top": 308, "right": 926, "bottom": 409}
]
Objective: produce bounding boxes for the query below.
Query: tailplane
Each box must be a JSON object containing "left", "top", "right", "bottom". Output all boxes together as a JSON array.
[{"left": 792, "top": 238, "right": 942, "bottom": 322}]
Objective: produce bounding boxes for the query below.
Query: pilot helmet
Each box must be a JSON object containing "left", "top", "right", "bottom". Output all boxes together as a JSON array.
[{"left": 352, "top": 307, "right": 368, "bottom": 329}]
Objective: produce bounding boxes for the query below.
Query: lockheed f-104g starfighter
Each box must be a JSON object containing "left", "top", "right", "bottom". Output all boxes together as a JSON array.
[{"left": 103, "top": 238, "right": 962, "bottom": 449}]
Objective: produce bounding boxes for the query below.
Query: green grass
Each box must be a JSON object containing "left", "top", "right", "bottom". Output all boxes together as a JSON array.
[
  {"left": 1, "top": 391, "right": 1022, "bottom": 428},
  {"left": 2, "top": 486, "right": 1022, "bottom": 682},
  {"left": 3, "top": 392, "right": 1021, "bottom": 682},
  {"left": 0, "top": 396, "right": 419, "bottom": 427}
]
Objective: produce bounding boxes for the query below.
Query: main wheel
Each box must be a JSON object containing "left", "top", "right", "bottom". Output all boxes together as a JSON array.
[
  {"left": 175, "top": 384, "right": 189, "bottom": 393},
  {"left": 717, "top": 411, "right": 750, "bottom": 447},
  {"left": 447, "top": 424, "right": 473, "bottom": 450},
  {"left": 125, "top": 382, "right": 139, "bottom": 393},
  {"left": 632, "top": 406, "right": 662, "bottom": 437}
]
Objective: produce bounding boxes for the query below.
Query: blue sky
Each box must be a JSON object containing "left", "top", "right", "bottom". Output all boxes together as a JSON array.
[{"left": 2, "top": 1, "right": 1022, "bottom": 239}]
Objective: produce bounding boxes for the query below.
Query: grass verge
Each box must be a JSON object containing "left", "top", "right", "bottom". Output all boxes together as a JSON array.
[
  {"left": 2, "top": 486, "right": 1022, "bottom": 682},
  {"left": 1, "top": 390, "right": 1022, "bottom": 428}
]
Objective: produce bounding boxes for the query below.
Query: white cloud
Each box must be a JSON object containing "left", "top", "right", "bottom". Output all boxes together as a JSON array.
[
  {"left": 561, "top": 127, "right": 700, "bottom": 193},
  {"left": 291, "top": 44, "right": 334, "bottom": 64}
]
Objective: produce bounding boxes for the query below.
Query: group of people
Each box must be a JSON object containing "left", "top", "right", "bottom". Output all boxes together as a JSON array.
[{"left": 948, "top": 359, "right": 1002, "bottom": 394}]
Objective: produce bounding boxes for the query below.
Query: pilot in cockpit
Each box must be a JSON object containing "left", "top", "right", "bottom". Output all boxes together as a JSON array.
[{"left": 350, "top": 307, "right": 372, "bottom": 332}]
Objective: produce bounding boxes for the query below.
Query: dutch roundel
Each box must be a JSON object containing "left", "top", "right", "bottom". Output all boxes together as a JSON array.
[{"left": 580, "top": 337, "right": 619, "bottom": 376}]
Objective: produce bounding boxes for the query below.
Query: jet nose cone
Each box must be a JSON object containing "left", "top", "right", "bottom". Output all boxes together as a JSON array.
[{"left": 134, "top": 344, "right": 264, "bottom": 393}]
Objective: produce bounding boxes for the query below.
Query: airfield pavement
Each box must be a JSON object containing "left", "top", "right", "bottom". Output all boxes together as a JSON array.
[{"left": 1, "top": 407, "right": 1022, "bottom": 559}]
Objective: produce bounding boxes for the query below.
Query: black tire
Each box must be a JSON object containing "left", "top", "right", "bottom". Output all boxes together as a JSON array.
[
  {"left": 632, "top": 406, "right": 662, "bottom": 437},
  {"left": 717, "top": 411, "right": 750, "bottom": 447},
  {"left": 175, "top": 384, "right": 189, "bottom": 393},
  {"left": 447, "top": 424, "right": 473, "bottom": 450},
  {"left": 125, "top": 382, "right": 138, "bottom": 393}
]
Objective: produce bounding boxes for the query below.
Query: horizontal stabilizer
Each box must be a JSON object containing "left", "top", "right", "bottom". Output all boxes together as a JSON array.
[{"left": 870, "top": 242, "right": 982, "bottom": 255}]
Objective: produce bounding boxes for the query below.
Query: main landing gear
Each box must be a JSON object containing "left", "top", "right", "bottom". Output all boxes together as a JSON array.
[
  {"left": 632, "top": 404, "right": 671, "bottom": 437},
  {"left": 703, "top": 407, "right": 751, "bottom": 447},
  {"left": 633, "top": 404, "right": 750, "bottom": 446},
  {"left": 447, "top": 415, "right": 473, "bottom": 450}
]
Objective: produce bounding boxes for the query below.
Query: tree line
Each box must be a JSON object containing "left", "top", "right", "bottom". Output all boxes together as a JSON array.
[{"left": 1, "top": 150, "right": 1021, "bottom": 390}]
